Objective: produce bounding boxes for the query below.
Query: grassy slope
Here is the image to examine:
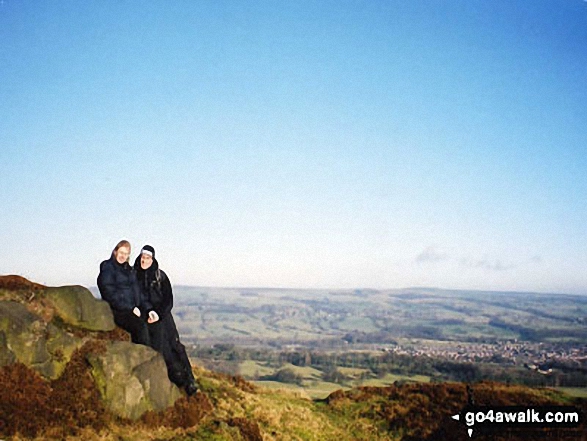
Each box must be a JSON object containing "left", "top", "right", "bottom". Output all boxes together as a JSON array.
[
  {"left": 4, "top": 364, "right": 388, "bottom": 441},
  {"left": 6, "top": 365, "right": 585, "bottom": 441},
  {"left": 2, "top": 354, "right": 585, "bottom": 441}
]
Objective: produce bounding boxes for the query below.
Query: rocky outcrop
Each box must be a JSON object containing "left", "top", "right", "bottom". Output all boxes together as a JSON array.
[
  {"left": 44, "top": 285, "right": 115, "bottom": 331},
  {"left": 0, "top": 279, "right": 186, "bottom": 421},
  {"left": 88, "top": 341, "right": 182, "bottom": 419},
  {"left": 0, "top": 301, "right": 81, "bottom": 379}
]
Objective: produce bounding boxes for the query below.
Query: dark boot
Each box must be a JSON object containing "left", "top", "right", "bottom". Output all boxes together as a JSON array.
[{"left": 185, "top": 380, "right": 199, "bottom": 396}]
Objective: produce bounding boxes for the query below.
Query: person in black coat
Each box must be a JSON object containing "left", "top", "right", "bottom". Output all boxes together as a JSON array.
[
  {"left": 134, "top": 245, "right": 198, "bottom": 396},
  {"left": 97, "top": 240, "right": 150, "bottom": 345}
]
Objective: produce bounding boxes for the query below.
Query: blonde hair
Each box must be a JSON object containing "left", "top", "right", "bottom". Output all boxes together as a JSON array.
[{"left": 112, "top": 240, "right": 131, "bottom": 262}]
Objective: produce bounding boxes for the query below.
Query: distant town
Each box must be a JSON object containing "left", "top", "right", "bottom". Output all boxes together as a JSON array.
[{"left": 382, "top": 340, "right": 587, "bottom": 371}]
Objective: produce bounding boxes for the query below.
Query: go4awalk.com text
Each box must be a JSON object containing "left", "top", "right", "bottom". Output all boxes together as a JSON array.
[{"left": 451, "top": 405, "right": 582, "bottom": 438}]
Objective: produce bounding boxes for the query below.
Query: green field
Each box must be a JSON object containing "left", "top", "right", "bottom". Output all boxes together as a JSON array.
[
  {"left": 556, "top": 387, "right": 587, "bottom": 398},
  {"left": 238, "top": 359, "right": 275, "bottom": 377},
  {"left": 358, "top": 373, "right": 430, "bottom": 387},
  {"left": 254, "top": 379, "right": 345, "bottom": 399},
  {"left": 238, "top": 360, "right": 431, "bottom": 399}
]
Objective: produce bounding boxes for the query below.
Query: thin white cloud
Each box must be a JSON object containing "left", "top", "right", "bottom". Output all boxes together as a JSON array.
[
  {"left": 415, "top": 246, "right": 448, "bottom": 264},
  {"left": 417, "top": 247, "right": 541, "bottom": 273}
]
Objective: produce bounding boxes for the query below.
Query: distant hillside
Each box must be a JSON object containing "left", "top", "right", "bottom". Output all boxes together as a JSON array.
[
  {"left": 2, "top": 276, "right": 585, "bottom": 440},
  {"left": 163, "top": 286, "right": 587, "bottom": 346}
]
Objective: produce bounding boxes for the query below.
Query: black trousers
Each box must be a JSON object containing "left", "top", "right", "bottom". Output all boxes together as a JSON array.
[
  {"left": 112, "top": 310, "right": 150, "bottom": 346},
  {"left": 148, "top": 314, "right": 195, "bottom": 388}
]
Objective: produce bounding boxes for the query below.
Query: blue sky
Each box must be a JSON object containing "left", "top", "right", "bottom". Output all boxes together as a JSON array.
[{"left": 1, "top": 1, "right": 586, "bottom": 294}]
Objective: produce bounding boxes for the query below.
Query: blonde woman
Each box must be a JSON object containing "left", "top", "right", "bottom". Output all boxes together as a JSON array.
[{"left": 97, "top": 240, "right": 149, "bottom": 345}]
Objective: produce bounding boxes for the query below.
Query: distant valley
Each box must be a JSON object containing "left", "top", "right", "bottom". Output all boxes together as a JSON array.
[
  {"left": 161, "top": 286, "right": 587, "bottom": 398},
  {"left": 169, "top": 286, "right": 587, "bottom": 347}
]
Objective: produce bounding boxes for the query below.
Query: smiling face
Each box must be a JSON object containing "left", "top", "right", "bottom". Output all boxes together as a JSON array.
[
  {"left": 114, "top": 246, "right": 130, "bottom": 264},
  {"left": 140, "top": 253, "right": 153, "bottom": 270}
]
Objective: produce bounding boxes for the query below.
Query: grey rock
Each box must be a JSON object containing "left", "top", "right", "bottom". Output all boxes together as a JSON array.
[
  {"left": 0, "top": 301, "right": 82, "bottom": 379},
  {"left": 44, "top": 285, "right": 115, "bottom": 332},
  {"left": 87, "top": 341, "right": 182, "bottom": 419}
]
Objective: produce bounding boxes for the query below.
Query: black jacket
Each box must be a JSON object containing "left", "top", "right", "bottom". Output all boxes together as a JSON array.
[
  {"left": 133, "top": 256, "right": 174, "bottom": 319},
  {"left": 97, "top": 256, "right": 142, "bottom": 313}
]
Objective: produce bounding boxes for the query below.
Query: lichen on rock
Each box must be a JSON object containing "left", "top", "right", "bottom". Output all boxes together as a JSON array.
[{"left": 87, "top": 341, "right": 182, "bottom": 419}]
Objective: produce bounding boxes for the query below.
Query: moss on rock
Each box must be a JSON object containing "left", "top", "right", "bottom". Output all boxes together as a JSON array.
[
  {"left": 0, "top": 301, "right": 83, "bottom": 379},
  {"left": 44, "top": 285, "right": 115, "bottom": 332}
]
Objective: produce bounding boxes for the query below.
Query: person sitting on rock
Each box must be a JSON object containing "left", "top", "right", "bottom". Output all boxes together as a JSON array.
[
  {"left": 97, "top": 240, "right": 150, "bottom": 345},
  {"left": 133, "top": 245, "right": 199, "bottom": 396}
]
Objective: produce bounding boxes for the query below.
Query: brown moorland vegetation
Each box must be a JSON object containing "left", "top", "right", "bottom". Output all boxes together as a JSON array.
[
  {"left": 0, "top": 275, "right": 46, "bottom": 291},
  {"left": 324, "top": 381, "right": 586, "bottom": 440}
]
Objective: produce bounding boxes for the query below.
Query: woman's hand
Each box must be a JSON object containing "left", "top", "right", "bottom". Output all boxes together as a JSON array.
[
  {"left": 148, "top": 310, "right": 160, "bottom": 324},
  {"left": 132, "top": 307, "right": 141, "bottom": 317}
]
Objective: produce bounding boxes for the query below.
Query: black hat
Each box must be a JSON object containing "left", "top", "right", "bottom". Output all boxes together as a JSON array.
[{"left": 141, "top": 245, "right": 155, "bottom": 258}]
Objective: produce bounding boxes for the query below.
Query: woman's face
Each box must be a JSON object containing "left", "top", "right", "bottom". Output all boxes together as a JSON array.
[
  {"left": 114, "top": 246, "right": 130, "bottom": 264},
  {"left": 141, "top": 253, "right": 153, "bottom": 270}
]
